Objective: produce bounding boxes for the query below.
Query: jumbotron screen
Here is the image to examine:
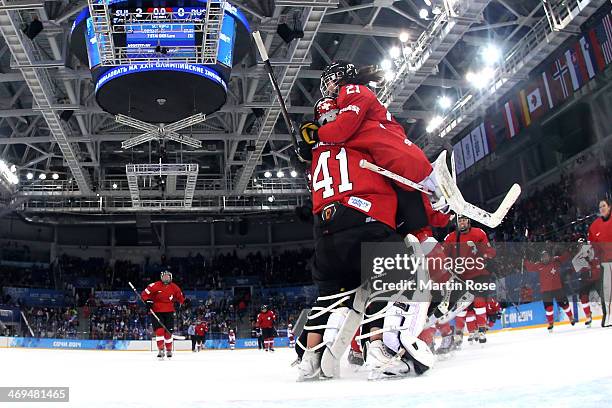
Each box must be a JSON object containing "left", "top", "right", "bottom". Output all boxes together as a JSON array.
[{"left": 80, "top": 4, "right": 238, "bottom": 68}]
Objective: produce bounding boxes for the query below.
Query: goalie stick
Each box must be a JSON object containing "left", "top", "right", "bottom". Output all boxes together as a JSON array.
[
  {"left": 128, "top": 282, "right": 185, "bottom": 340},
  {"left": 251, "top": 31, "right": 304, "bottom": 162},
  {"left": 359, "top": 152, "right": 521, "bottom": 228}
]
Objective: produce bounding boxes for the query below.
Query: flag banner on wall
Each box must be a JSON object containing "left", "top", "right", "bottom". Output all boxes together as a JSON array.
[
  {"left": 470, "top": 122, "right": 489, "bottom": 162},
  {"left": 461, "top": 135, "right": 475, "bottom": 169},
  {"left": 453, "top": 142, "right": 466, "bottom": 174},
  {"left": 503, "top": 99, "right": 520, "bottom": 138}
]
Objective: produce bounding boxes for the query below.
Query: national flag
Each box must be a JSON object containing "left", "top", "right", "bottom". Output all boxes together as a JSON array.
[
  {"left": 550, "top": 58, "right": 571, "bottom": 105},
  {"left": 503, "top": 100, "right": 520, "bottom": 138},
  {"left": 485, "top": 108, "right": 508, "bottom": 151},
  {"left": 579, "top": 35, "right": 596, "bottom": 79},
  {"left": 594, "top": 13, "right": 612, "bottom": 65},
  {"left": 461, "top": 135, "right": 475, "bottom": 168},
  {"left": 588, "top": 26, "right": 607, "bottom": 71},
  {"left": 541, "top": 71, "right": 554, "bottom": 110},
  {"left": 453, "top": 142, "right": 465, "bottom": 174},
  {"left": 565, "top": 45, "right": 587, "bottom": 91}
]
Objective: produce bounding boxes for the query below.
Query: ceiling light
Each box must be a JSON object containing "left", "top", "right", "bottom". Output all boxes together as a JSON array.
[
  {"left": 482, "top": 44, "right": 501, "bottom": 64},
  {"left": 38, "top": 173, "right": 46, "bottom": 180},
  {"left": 51, "top": 173, "right": 59, "bottom": 180},
  {"left": 10, "top": 164, "right": 16, "bottom": 173},
  {"left": 432, "top": 6, "right": 442, "bottom": 15},
  {"left": 423, "top": 0, "right": 432, "bottom": 6},
  {"left": 380, "top": 59, "right": 392, "bottom": 71},
  {"left": 438, "top": 96, "right": 452, "bottom": 110},
  {"left": 276, "top": 170, "right": 284, "bottom": 178},
  {"left": 268, "top": 196, "right": 274, "bottom": 203},
  {"left": 399, "top": 32, "right": 409, "bottom": 43},
  {"left": 264, "top": 171, "right": 272, "bottom": 178},
  {"left": 26, "top": 172, "right": 33, "bottom": 180},
  {"left": 290, "top": 170, "right": 298, "bottom": 178},
  {"left": 112, "top": 183, "right": 118, "bottom": 189},
  {"left": 419, "top": 8, "right": 429, "bottom": 19},
  {"left": 426, "top": 115, "right": 443, "bottom": 133},
  {"left": 389, "top": 47, "right": 401, "bottom": 59}
]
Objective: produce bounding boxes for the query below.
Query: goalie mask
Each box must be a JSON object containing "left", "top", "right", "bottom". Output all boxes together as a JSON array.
[
  {"left": 160, "top": 270, "right": 172, "bottom": 284},
  {"left": 320, "top": 60, "right": 358, "bottom": 98},
  {"left": 314, "top": 97, "right": 339, "bottom": 126}
]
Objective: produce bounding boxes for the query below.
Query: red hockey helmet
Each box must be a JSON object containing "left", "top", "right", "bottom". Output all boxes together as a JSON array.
[{"left": 314, "top": 97, "right": 339, "bottom": 126}]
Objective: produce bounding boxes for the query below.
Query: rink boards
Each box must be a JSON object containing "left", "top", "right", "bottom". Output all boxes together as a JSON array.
[{"left": 1, "top": 299, "right": 602, "bottom": 351}]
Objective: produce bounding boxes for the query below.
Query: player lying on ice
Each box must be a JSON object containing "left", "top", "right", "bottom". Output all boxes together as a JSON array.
[{"left": 292, "top": 61, "right": 471, "bottom": 381}]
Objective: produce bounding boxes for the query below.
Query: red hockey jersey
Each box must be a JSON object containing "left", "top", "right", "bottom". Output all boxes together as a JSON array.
[
  {"left": 311, "top": 144, "right": 398, "bottom": 229},
  {"left": 141, "top": 281, "right": 185, "bottom": 313},
  {"left": 523, "top": 253, "right": 570, "bottom": 293},
  {"left": 444, "top": 227, "right": 496, "bottom": 280},
  {"left": 588, "top": 216, "right": 612, "bottom": 262},
  {"left": 317, "top": 84, "right": 432, "bottom": 191},
  {"left": 256, "top": 310, "right": 276, "bottom": 329},
  {"left": 195, "top": 323, "right": 208, "bottom": 336}
]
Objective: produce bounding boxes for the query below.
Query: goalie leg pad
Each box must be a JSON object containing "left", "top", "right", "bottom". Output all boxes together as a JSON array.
[
  {"left": 602, "top": 262, "right": 612, "bottom": 327},
  {"left": 399, "top": 333, "right": 435, "bottom": 375}
]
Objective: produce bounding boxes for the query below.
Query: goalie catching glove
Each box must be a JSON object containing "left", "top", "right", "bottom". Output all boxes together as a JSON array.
[{"left": 299, "top": 121, "right": 319, "bottom": 145}]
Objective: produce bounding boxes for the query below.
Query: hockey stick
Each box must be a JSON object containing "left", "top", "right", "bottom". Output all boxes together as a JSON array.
[
  {"left": 252, "top": 31, "right": 304, "bottom": 162},
  {"left": 359, "top": 159, "right": 431, "bottom": 195},
  {"left": 432, "top": 151, "right": 521, "bottom": 228},
  {"left": 360, "top": 154, "right": 521, "bottom": 228},
  {"left": 20, "top": 311, "right": 35, "bottom": 337},
  {"left": 128, "top": 282, "right": 185, "bottom": 340}
]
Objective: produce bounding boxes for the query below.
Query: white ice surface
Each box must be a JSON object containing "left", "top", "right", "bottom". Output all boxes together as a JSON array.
[{"left": 2, "top": 323, "right": 612, "bottom": 408}]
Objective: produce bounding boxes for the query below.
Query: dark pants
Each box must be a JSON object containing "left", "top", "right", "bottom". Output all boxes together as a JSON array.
[
  {"left": 191, "top": 335, "right": 203, "bottom": 351},
  {"left": 152, "top": 312, "right": 174, "bottom": 333}
]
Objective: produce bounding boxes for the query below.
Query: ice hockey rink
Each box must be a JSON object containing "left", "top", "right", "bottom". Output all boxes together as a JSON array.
[{"left": 2, "top": 323, "right": 611, "bottom": 408}]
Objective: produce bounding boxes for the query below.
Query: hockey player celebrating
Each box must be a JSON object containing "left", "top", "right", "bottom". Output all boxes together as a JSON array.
[
  {"left": 588, "top": 198, "right": 612, "bottom": 327},
  {"left": 256, "top": 305, "right": 276, "bottom": 352},
  {"left": 228, "top": 329, "right": 236, "bottom": 350},
  {"left": 141, "top": 270, "right": 185, "bottom": 359},
  {"left": 444, "top": 215, "right": 496, "bottom": 344},
  {"left": 295, "top": 61, "right": 439, "bottom": 381},
  {"left": 523, "top": 250, "right": 575, "bottom": 332}
]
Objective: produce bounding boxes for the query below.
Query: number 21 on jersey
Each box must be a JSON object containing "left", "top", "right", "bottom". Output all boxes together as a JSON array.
[{"left": 312, "top": 148, "right": 353, "bottom": 199}]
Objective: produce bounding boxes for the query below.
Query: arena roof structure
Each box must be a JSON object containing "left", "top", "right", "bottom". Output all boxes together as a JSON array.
[{"left": 0, "top": 0, "right": 608, "bottom": 215}]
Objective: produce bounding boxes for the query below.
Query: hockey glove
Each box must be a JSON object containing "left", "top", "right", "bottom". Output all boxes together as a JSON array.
[
  {"left": 299, "top": 121, "right": 319, "bottom": 145},
  {"left": 145, "top": 300, "right": 154, "bottom": 309}
]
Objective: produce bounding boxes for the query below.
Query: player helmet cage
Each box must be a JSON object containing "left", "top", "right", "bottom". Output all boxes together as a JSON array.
[
  {"left": 261, "top": 304, "right": 268, "bottom": 311},
  {"left": 320, "top": 61, "right": 358, "bottom": 98},
  {"left": 160, "top": 270, "right": 172, "bottom": 284},
  {"left": 314, "top": 97, "right": 339, "bottom": 125}
]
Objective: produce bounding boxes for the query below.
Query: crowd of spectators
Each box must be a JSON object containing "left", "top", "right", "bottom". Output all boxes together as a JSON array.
[{"left": 21, "top": 306, "right": 79, "bottom": 338}]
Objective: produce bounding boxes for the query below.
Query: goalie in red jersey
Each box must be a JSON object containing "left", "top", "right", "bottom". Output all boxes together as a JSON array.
[{"left": 141, "top": 271, "right": 185, "bottom": 359}]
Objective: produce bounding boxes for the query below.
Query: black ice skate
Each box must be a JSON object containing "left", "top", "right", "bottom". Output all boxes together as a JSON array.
[
  {"left": 157, "top": 349, "right": 165, "bottom": 360},
  {"left": 547, "top": 323, "right": 554, "bottom": 332},
  {"left": 585, "top": 315, "right": 593, "bottom": 327},
  {"left": 478, "top": 327, "right": 487, "bottom": 344},
  {"left": 570, "top": 319, "right": 576, "bottom": 326},
  {"left": 166, "top": 350, "right": 173, "bottom": 359}
]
